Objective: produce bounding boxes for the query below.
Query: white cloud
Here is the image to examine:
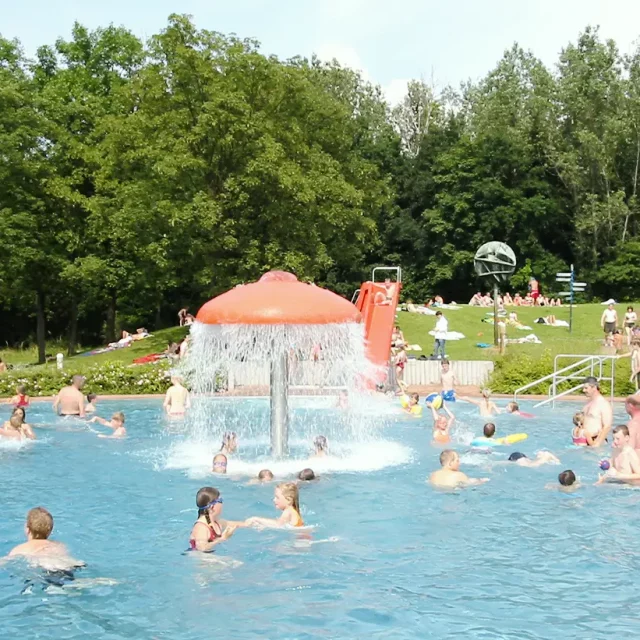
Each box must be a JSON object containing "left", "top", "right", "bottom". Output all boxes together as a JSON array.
[
  {"left": 382, "top": 78, "right": 410, "bottom": 106},
  {"left": 315, "top": 43, "right": 368, "bottom": 78}
]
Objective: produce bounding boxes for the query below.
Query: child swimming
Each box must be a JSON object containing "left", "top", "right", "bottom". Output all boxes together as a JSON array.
[
  {"left": 596, "top": 425, "right": 640, "bottom": 485},
  {"left": 85, "top": 393, "right": 97, "bottom": 414},
  {"left": 245, "top": 482, "right": 304, "bottom": 528},
  {"left": 430, "top": 403, "right": 454, "bottom": 444},
  {"left": 546, "top": 470, "right": 579, "bottom": 491},
  {"left": 505, "top": 402, "right": 534, "bottom": 418},
  {"left": 5, "top": 507, "right": 84, "bottom": 572},
  {"left": 298, "top": 468, "right": 316, "bottom": 481},
  {"left": 429, "top": 450, "right": 489, "bottom": 488},
  {"left": 507, "top": 451, "right": 560, "bottom": 467},
  {"left": 219, "top": 431, "right": 237, "bottom": 455},
  {"left": 313, "top": 436, "right": 328, "bottom": 458},
  {"left": 401, "top": 392, "right": 423, "bottom": 416},
  {"left": 90, "top": 412, "right": 126, "bottom": 438},
  {"left": 571, "top": 411, "right": 590, "bottom": 446},
  {"left": 189, "top": 487, "right": 241, "bottom": 552},
  {"left": 10, "top": 384, "right": 30, "bottom": 409},
  {"left": 212, "top": 453, "right": 228, "bottom": 474},
  {"left": 0, "top": 414, "right": 36, "bottom": 440}
]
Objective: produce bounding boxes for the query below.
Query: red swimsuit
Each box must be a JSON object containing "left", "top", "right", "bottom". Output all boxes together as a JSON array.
[{"left": 189, "top": 520, "right": 221, "bottom": 550}]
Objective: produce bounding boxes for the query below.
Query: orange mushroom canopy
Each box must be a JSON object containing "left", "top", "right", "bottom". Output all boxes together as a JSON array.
[{"left": 196, "top": 271, "right": 362, "bottom": 325}]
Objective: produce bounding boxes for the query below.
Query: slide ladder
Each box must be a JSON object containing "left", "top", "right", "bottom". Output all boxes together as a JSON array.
[
  {"left": 513, "top": 354, "right": 618, "bottom": 408},
  {"left": 354, "top": 267, "right": 402, "bottom": 383}
]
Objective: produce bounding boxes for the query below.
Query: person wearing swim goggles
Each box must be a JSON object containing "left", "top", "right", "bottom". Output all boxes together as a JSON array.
[
  {"left": 189, "top": 487, "right": 246, "bottom": 552},
  {"left": 212, "top": 453, "right": 228, "bottom": 474}
]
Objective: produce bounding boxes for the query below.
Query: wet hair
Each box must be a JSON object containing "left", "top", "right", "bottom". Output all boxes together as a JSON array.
[
  {"left": 439, "top": 449, "right": 458, "bottom": 467},
  {"left": 507, "top": 402, "right": 519, "bottom": 413},
  {"left": 112, "top": 411, "right": 125, "bottom": 424},
  {"left": 16, "top": 384, "right": 26, "bottom": 395},
  {"left": 583, "top": 376, "right": 599, "bottom": 389},
  {"left": 613, "top": 424, "right": 630, "bottom": 437},
  {"left": 9, "top": 415, "right": 22, "bottom": 429},
  {"left": 298, "top": 468, "right": 316, "bottom": 481},
  {"left": 314, "top": 435, "right": 328, "bottom": 452},
  {"left": 558, "top": 470, "right": 576, "bottom": 486},
  {"left": 221, "top": 431, "right": 237, "bottom": 451},
  {"left": 572, "top": 411, "right": 584, "bottom": 427},
  {"left": 277, "top": 482, "right": 300, "bottom": 513},
  {"left": 410, "top": 392, "right": 419, "bottom": 403},
  {"left": 27, "top": 507, "right": 54, "bottom": 540},
  {"left": 195, "top": 487, "right": 220, "bottom": 526},
  {"left": 258, "top": 469, "right": 274, "bottom": 481},
  {"left": 87, "top": 393, "right": 97, "bottom": 403},
  {"left": 11, "top": 407, "right": 25, "bottom": 421},
  {"left": 508, "top": 452, "right": 527, "bottom": 462},
  {"left": 483, "top": 422, "right": 496, "bottom": 438}
]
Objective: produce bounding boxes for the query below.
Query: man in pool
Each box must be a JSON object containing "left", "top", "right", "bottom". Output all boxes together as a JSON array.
[
  {"left": 429, "top": 450, "right": 489, "bottom": 488},
  {"left": 164, "top": 376, "right": 190, "bottom": 416},
  {"left": 53, "top": 375, "right": 86, "bottom": 417},
  {"left": 625, "top": 395, "right": 640, "bottom": 454},
  {"left": 212, "top": 453, "right": 228, "bottom": 474},
  {"left": 582, "top": 377, "right": 612, "bottom": 447},
  {"left": 597, "top": 425, "right": 640, "bottom": 485},
  {"left": 507, "top": 451, "right": 560, "bottom": 467}
]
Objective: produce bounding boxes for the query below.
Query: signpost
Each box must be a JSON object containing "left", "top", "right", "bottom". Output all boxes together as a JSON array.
[{"left": 556, "top": 264, "right": 586, "bottom": 333}]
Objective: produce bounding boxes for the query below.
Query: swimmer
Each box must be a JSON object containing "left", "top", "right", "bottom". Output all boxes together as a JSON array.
[
  {"left": 9, "top": 384, "right": 30, "bottom": 408},
  {"left": 313, "top": 435, "right": 328, "bottom": 458},
  {"left": 403, "top": 392, "right": 423, "bottom": 416},
  {"left": 297, "top": 468, "right": 316, "bottom": 481},
  {"left": 572, "top": 411, "right": 592, "bottom": 446},
  {"left": 546, "top": 469, "right": 580, "bottom": 491},
  {"left": 189, "top": 487, "right": 243, "bottom": 552},
  {"left": 429, "top": 450, "right": 489, "bottom": 488},
  {"left": 245, "top": 482, "right": 304, "bottom": 528},
  {"left": 431, "top": 403, "right": 454, "bottom": 444},
  {"left": 507, "top": 451, "right": 560, "bottom": 467},
  {"left": 163, "top": 376, "right": 190, "bottom": 416},
  {"left": 90, "top": 412, "right": 126, "bottom": 438},
  {"left": 505, "top": 402, "right": 534, "bottom": 418},
  {"left": 7, "top": 407, "right": 35, "bottom": 439},
  {"left": 440, "top": 359, "right": 457, "bottom": 402},
  {"left": 85, "top": 393, "right": 97, "bottom": 414},
  {"left": 0, "top": 414, "right": 36, "bottom": 440},
  {"left": 461, "top": 389, "right": 500, "bottom": 417},
  {"left": 596, "top": 425, "right": 640, "bottom": 485},
  {"left": 212, "top": 453, "right": 228, "bottom": 474},
  {"left": 219, "top": 431, "right": 237, "bottom": 455},
  {"left": 4, "top": 507, "right": 84, "bottom": 572},
  {"left": 53, "top": 375, "right": 86, "bottom": 417},
  {"left": 247, "top": 469, "right": 274, "bottom": 485}
]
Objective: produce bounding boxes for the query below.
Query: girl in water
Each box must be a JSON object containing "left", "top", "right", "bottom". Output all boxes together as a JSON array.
[
  {"left": 9, "top": 385, "right": 30, "bottom": 409},
  {"left": 189, "top": 487, "right": 242, "bottom": 552},
  {"left": 0, "top": 415, "right": 36, "bottom": 440},
  {"left": 245, "top": 483, "right": 304, "bottom": 529},
  {"left": 572, "top": 411, "right": 591, "bottom": 447}
]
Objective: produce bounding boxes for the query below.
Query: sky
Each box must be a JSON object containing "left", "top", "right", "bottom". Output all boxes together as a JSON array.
[{"left": 2, "top": 0, "right": 640, "bottom": 104}]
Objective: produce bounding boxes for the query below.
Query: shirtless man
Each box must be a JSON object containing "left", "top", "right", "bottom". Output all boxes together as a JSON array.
[
  {"left": 596, "top": 425, "right": 640, "bottom": 485},
  {"left": 440, "top": 360, "right": 457, "bottom": 402},
  {"left": 163, "top": 376, "right": 191, "bottom": 416},
  {"left": 53, "top": 375, "right": 85, "bottom": 417},
  {"left": 429, "top": 450, "right": 489, "bottom": 488},
  {"left": 625, "top": 395, "right": 640, "bottom": 454},
  {"left": 582, "top": 377, "right": 612, "bottom": 447}
]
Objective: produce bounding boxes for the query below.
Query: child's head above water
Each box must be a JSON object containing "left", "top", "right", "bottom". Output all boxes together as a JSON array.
[
  {"left": 409, "top": 392, "right": 419, "bottom": 406},
  {"left": 11, "top": 407, "right": 25, "bottom": 422},
  {"left": 258, "top": 469, "right": 274, "bottom": 482},
  {"left": 298, "top": 468, "right": 316, "bottom": 481},
  {"left": 558, "top": 470, "right": 576, "bottom": 486},
  {"left": 221, "top": 431, "right": 237, "bottom": 452},
  {"left": 212, "top": 453, "right": 228, "bottom": 474},
  {"left": 87, "top": 393, "right": 97, "bottom": 403},
  {"left": 439, "top": 449, "right": 459, "bottom": 470},
  {"left": 9, "top": 415, "right": 22, "bottom": 430},
  {"left": 572, "top": 411, "right": 584, "bottom": 427},
  {"left": 435, "top": 415, "right": 448, "bottom": 430},
  {"left": 195, "top": 487, "right": 222, "bottom": 520},
  {"left": 274, "top": 482, "right": 300, "bottom": 513},
  {"left": 314, "top": 435, "right": 328, "bottom": 453},
  {"left": 483, "top": 422, "right": 496, "bottom": 438},
  {"left": 506, "top": 402, "right": 519, "bottom": 414},
  {"left": 26, "top": 507, "right": 54, "bottom": 540},
  {"left": 481, "top": 388, "right": 491, "bottom": 399},
  {"left": 508, "top": 452, "right": 527, "bottom": 462},
  {"left": 112, "top": 412, "right": 125, "bottom": 425}
]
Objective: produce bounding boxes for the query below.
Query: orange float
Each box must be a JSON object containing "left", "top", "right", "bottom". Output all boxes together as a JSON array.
[{"left": 196, "top": 271, "right": 362, "bottom": 325}]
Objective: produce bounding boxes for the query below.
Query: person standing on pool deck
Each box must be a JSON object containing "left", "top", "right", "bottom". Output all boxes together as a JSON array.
[
  {"left": 163, "top": 376, "right": 190, "bottom": 416},
  {"left": 433, "top": 311, "right": 448, "bottom": 360},
  {"left": 440, "top": 360, "right": 457, "bottom": 402},
  {"left": 601, "top": 303, "right": 618, "bottom": 342},
  {"left": 582, "top": 377, "right": 612, "bottom": 447},
  {"left": 625, "top": 395, "right": 640, "bottom": 455},
  {"left": 53, "top": 375, "right": 86, "bottom": 417}
]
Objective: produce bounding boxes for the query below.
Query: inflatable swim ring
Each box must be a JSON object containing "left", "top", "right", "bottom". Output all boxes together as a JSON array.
[{"left": 470, "top": 433, "right": 528, "bottom": 447}]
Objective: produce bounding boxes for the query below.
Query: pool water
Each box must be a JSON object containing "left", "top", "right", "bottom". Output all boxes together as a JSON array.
[{"left": 0, "top": 397, "right": 637, "bottom": 639}]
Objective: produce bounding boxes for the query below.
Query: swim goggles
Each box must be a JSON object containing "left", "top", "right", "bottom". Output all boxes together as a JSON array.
[
  {"left": 213, "top": 460, "right": 227, "bottom": 468},
  {"left": 201, "top": 498, "right": 223, "bottom": 509}
]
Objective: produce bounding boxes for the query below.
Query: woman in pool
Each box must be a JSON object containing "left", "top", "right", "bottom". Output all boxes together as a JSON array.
[
  {"left": 245, "top": 482, "right": 304, "bottom": 529},
  {"left": 312, "top": 435, "right": 328, "bottom": 457},
  {"left": 189, "top": 487, "right": 242, "bottom": 552},
  {"left": 219, "top": 431, "right": 237, "bottom": 455}
]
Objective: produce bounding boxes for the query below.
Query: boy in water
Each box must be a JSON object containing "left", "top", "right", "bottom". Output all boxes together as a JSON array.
[
  {"left": 298, "top": 468, "right": 316, "bottom": 481},
  {"left": 163, "top": 376, "right": 191, "bottom": 416},
  {"left": 85, "top": 393, "right": 97, "bottom": 414},
  {"left": 212, "top": 453, "right": 228, "bottom": 474},
  {"left": 440, "top": 360, "right": 457, "bottom": 402},
  {"left": 90, "top": 412, "right": 126, "bottom": 438},
  {"left": 596, "top": 425, "right": 640, "bottom": 484},
  {"left": 507, "top": 451, "right": 560, "bottom": 467},
  {"left": 546, "top": 470, "right": 579, "bottom": 491},
  {"left": 429, "top": 450, "right": 489, "bottom": 488},
  {"left": 461, "top": 389, "right": 500, "bottom": 417},
  {"left": 5, "top": 507, "right": 83, "bottom": 572}
]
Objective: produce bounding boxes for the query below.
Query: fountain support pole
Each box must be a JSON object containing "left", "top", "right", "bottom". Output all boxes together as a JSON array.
[{"left": 270, "top": 351, "right": 289, "bottom": 457}]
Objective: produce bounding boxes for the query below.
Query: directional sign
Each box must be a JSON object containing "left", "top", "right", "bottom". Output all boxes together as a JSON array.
[
  {"left": 559, "top": 292, "right": 573, "bottom": 296},
  {"left": 556, "top": 272, "right": 572, "bottom": 277},
  {"left": 573, "top": 282, "right": 587, "bottom": 287},
  {"left": 556, "top": 277, "right": 571, "bottom": 282}
]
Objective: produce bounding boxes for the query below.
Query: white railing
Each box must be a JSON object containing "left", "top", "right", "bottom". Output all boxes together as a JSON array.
[{"left": 513, "top": 354, "right": 618, "bottom": 408}]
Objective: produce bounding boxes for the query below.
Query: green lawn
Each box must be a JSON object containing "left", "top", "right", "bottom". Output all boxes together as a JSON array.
[
  {"left": 397, "top": 303, "right": 627, "bottom": 361},
  {"left": 0, "top": 326, "right": 188, "bottom": 372}
]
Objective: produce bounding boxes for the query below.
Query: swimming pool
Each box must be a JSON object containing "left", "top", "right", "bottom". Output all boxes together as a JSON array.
[{"left": 0, "top": 396, "right": 636, "bottom": 639}]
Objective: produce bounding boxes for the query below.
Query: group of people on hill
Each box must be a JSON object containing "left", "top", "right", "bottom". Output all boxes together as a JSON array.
[{"left": 469, "top": 291, "right": 563, "bottom": 308}]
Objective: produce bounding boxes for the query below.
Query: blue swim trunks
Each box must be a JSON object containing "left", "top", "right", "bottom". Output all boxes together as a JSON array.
[{"left": 441, "top": 390, "right": 456, "bottom": 402}]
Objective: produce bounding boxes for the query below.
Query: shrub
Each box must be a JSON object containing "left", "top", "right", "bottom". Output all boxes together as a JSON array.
[{"left": 0, "top": 361, "right": 171, "bottom": 397}]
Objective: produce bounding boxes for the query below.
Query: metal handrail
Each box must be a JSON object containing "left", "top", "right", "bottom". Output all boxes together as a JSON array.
[
  {"left": 372, "top": 266, "right": 402, "bottom": 283},
  {"left": 351, "top": 289, "right": 360, "bottom": 304},
  {"left": 513, "top": 355, "right": 595, "bottom": 401},
  {"left": 534, "top": 383, "right": 586, "bottom": 408}
]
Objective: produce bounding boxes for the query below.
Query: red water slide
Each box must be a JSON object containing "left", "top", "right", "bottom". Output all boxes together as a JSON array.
[{"left": 354, "top": 267, "right": 402, "bottom": 383}]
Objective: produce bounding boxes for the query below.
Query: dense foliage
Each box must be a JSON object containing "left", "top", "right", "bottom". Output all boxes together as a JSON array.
[{"left": 2, "top": 17, "right": 640, "bottom": 360}]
